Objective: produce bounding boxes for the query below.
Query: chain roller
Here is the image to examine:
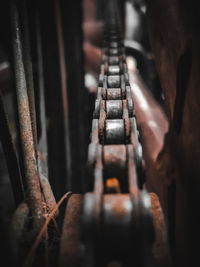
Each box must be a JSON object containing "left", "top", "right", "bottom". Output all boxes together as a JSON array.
[{"left": 82, "top": 3, "right": 154, "bottom": 265}]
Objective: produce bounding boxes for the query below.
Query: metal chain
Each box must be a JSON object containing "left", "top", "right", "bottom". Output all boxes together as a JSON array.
[{"left": 81, "top": 2, "right": 155, "bottom": 266}]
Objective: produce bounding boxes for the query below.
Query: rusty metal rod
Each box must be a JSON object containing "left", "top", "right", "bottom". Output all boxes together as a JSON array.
[
  {"left": 35, "top": 9, "right": 57, "bottom": 213},
  {"left": 20, "top": 0, "right": 38, "bottom": 154},
  {"left": 10, "top": 0, "right": 43, "bottom": 231}
]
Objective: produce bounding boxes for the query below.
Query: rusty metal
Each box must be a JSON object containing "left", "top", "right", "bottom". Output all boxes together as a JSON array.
[
  {"left": 39, "top": 0, "right": 71, "bottom": 199},
  {"left": 19, "top": 0, "right": 38, "bottom": 153},
  {"left": 150, "top": 193, "right": 172, "bottom": 267},
  {"left": 33, "top": 2, "right": 58, "bottom": 216},
  {"left": 103, "top": 145, "right": 126, "bottom": 170},
  {"left": 103, "top": 145, "right": 126, "bottom": 187},
  {"left": 101, "top": 194, "right": 136, "bottom": 265},
  {"left": 146, "top": 2, "right": 200, "bottom": 265},
  {"left": 10, "top": 0, "right": 43, "bottom": 230},
  {"left": 81, "top": 1, "right": 159, "bottom": 265},
  {"left": 107, "top": 88, "right": 122, "bottom": 100},
  {"left": 59, "top": 194, "right": 83, "bottom": 267},
  {"left": 127, "top": 55, "right": 169, "bottom": 203},
  {"left": 0, "top": 0, "right": 175, "bottom": 266},
  {"left": 20, "top": 0, "right": 58, "bottom": 220},
  {"left": 34, "top": 9, "right": 57, "bottom": 212},
  {"left": 39, "top": 174, "right": 57, "bottom": 214}
]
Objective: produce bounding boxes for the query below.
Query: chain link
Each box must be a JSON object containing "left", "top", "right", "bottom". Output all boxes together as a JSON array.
[{"left": 81, "top": 4, "right": 155, "bottom": 265}]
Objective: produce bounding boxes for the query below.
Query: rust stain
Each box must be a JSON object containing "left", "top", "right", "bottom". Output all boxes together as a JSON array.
[
  {"left": 106, "top": 177, "right": 121, "bottom": 193},
  {"left": 150, "top": 192, "right": 172, "bottom": 266}
]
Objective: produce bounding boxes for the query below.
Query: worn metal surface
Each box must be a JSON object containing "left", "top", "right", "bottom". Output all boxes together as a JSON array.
[
  {"left": 127, "top": 56, "right": 169, "bottom": 208},
  {"left": 19, "top": 0, "right": 38, "bottom": 153},
  {"left": 59, "top": 194, "right": 83, "bottom": 267},
  {"left": 0, "top": 1, "right": 174, "bottom": 266},
  {"left": 146, "top": 1, "right": 200, "bottom": 265},
  {"left": 39, "top": 174, "right": 57, "bottom": 214},
  {"left": 150, "top": 193, "right": 172, "bottom": 267},
  {"left": 81, "top": 1, "right": 163, "bottom": 265},
  {"left": 33, "top": 8, "right": 57, "bottom": 214},
  {"left": 106, "top": 100, "right": 123, "bottom": 118},
  {"left": 103, "top": 145, "right": 126, "bottom": 183},
  {"left": 39, "top": 0, "right": 71, "bottom": 199},
  {"left": 102, "top": 194, "right": 135, "bottom": 263},
  {"left": 105, "top": 119, "right": 125, "bottom": 144},
  {"left": 11, "top": 0, "right": 43, "bottom": 231}
]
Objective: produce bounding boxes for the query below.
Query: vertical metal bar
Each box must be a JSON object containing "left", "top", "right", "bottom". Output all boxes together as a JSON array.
[
  {"left": 60, "top": 0, "right": 86, "bottom": 192},
  {"left": 39, "top": 0, "right": 71, "bottom": 199},
  {"left": 33, "top": 6, "right": 57, "bottom": 213},
  {"left": 35, "top": 10, "right": 48, "bottom": 176},
  {"left": 10, "top": 0, "right": 43, "bottom": 230},
  {"left": 20, "top": 0, "right": 38, "bottom": 153},
  {"left": 55, "top": 0, "right": 72, "bottom": 190}
]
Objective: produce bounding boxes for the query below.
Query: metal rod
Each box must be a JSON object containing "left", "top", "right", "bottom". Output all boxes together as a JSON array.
[
  {"left": 35, "top": 10, "right": 48, "bottom": 173},
  {"left": 60, "top": 0, "right": 86, "bottom": 192},
  {"left": 35, "top": 8, "right": 57, "bottom": 212},
  {"left": 55, "top": 0, "right": 72, "bottom": 190},
  {"left": 20, "top": 0, "right": 38, "bottom": 153},
  {"left": 10, "top": 0, "right": 43, "bottom": 231}
]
